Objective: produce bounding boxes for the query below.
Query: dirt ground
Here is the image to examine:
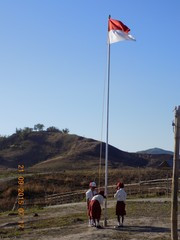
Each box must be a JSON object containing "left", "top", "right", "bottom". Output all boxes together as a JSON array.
[
  {"left": 35, "top": 218, "right": 174, "bottom": 240},
  {"left": 0, "top": 198, "right": 180, "bottom": 240}
]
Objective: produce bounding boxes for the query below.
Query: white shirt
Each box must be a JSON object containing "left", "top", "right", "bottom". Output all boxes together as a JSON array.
[
  {"left": 86, "top": 189, "right": 97, "bottom": 201},
  {"left": 114, "top": 188, "right": 127, "bottom": 202},
  {"left": 91, "top": 194, "right": 104, "bottom": 205}
]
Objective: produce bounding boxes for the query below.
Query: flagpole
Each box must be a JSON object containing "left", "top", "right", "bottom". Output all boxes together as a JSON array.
[
  {"left": 104, "top": 14, "right": 111, "bottom": 227},
  {"left": 103, "top": 16, "right": 135, "bottom": 227}
]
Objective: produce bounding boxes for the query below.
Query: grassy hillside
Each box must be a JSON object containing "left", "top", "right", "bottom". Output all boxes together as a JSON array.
[
  {"left": 0, "top": 131, "right": 172, "bottom": 170},
  {"left": 0, "top": 130, "right": 174, "bottom": 212}
]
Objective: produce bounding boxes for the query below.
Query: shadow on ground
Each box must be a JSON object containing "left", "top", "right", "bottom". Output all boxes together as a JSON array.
[{"left": 108, "top": 225, "right": 171, "bottom": 233}]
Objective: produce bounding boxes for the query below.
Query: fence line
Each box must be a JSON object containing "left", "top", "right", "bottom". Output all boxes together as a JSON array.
[{"left": 22, "top": 178, "right": 180, "bottom": 207}]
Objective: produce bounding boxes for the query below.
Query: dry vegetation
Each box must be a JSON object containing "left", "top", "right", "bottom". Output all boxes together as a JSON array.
[
  {"left": 0, "top": 131, "right": 173, "bottom": 170},
  {"left": 0, "top": 168, "right": 173, "bottom": 211},
  {"left": 0, "top": 165, "right": 178, "bottom": 240}
]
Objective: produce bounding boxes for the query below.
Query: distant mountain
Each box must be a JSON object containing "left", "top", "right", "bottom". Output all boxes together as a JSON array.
[
  {"left": 136, "top": 148, "right": 173, "bottom": 155},
  {"left": 0, "top": 132, "right": 173, "bottom": 170}
]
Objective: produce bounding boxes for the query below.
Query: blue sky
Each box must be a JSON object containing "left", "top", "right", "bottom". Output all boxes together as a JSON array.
[{"left": 0, "top": 0, "right": 179, "bottom": 152}]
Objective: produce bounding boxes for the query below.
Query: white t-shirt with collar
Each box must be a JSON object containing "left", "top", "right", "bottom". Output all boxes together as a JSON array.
[
  {"left": 86, "top": 189, "right": 97, "bottom": 201},
  {"left": 114, "top": 188, "right": 127, "bottom": 202},
  {"left": 91, "top": 194, "right": 104, "bottom": 205}
]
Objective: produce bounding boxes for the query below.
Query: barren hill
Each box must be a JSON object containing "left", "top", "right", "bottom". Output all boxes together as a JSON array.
[
  {"left": 137, "top": 147, "right": 173, "bottom": 155},
  {"left": 0, "top": 131, "right": 172, "bottom": 170}
]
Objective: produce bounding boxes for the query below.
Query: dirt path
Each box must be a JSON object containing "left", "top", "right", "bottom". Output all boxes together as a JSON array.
[
  {"left": 1, "top": 198, "right": 179, "bottom": 240},
  {"left": 35, "top": 216, "right": 175, "bottom": 240},
  {"left": 37, "top": 198, "right": 180, "bottom": 240}
]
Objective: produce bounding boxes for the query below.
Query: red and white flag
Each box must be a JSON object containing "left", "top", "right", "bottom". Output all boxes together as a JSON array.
[{"left": 108, "top": 18, "right": 135, "bottom": 44}]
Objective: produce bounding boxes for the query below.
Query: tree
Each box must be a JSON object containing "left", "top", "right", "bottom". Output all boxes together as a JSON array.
[
  {"left": 62, "top": 128, "right": 69, "bottom": 134},
  {"left": 16, "top": 127, "right": 33, "bottom": 140},
  {"left": 23, "top": 127, "right": 33, "bottom": 134},
  {"left": 46, "top": 126, "right": 61, "bottom": 133},
  {"left": 34, "top": 124, "right": 45, "bottom": 131},
  {"left": 16, "top": 128, "right": 23, "bottom": 134}
]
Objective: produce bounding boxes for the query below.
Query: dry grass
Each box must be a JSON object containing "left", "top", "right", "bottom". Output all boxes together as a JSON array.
[{"left": 0, "top": 168, "right": 173, "bottom": 211}]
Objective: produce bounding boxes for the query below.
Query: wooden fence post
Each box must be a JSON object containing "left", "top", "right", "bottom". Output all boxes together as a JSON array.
[{"left": 171, "top": 106, "right": 180, "bottom": 240}]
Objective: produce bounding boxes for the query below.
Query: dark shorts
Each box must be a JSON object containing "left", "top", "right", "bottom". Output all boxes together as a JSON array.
[{"left": 116, "top": 201, "right": 126, "bottom": 216}]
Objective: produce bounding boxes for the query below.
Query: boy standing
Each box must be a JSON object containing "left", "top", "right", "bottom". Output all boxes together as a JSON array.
[
  {"left": 85, "top": 182, "right": 97, "bottom": 226},
  {"left": 114, "top": 182, "right": 127, "bottom": 227}
]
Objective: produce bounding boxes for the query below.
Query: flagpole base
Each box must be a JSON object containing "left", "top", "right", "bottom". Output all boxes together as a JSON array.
[{"left": 104, "top": 218, "right": 108, "bottom": 227}]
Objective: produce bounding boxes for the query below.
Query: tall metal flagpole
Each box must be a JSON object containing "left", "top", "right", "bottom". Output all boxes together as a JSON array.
[
  {"left": 103, "top": 15, "right": 135, "bottom": 227},
  {"left": 104, "top": 15, "right": 111, "bottom": 227}
]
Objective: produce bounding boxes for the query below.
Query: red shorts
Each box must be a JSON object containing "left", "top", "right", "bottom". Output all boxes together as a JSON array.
[
  {"left": 116, "top": 201, "right": 126, "bottom": 216},
  {"left": 89, "top": 200, "right": 101, "bottom": 220}
]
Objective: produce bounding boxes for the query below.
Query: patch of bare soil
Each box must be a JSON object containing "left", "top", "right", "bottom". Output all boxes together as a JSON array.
[
  {"left": 36, "top": 217, "right": 175, "bottom": 240},
  {"left": 0, "top": 199, "right": 179, "bottom": 240}
]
